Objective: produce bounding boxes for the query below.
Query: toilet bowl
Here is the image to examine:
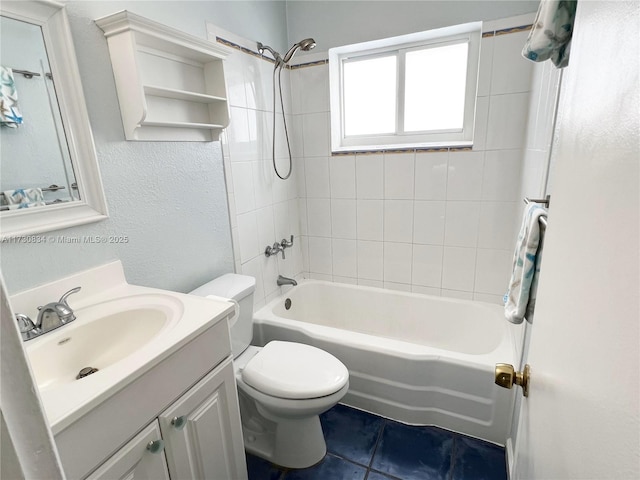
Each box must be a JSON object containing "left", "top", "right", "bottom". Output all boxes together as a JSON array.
[{"left": 190, "top": 274, "right": 349, "bottom": 468}]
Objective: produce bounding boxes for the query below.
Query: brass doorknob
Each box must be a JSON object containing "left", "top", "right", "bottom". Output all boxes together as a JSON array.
[{"left": 495, "top": 363, "right": 530, "bottom": 397}]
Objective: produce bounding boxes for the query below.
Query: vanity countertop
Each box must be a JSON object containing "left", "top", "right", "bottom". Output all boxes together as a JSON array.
[{"left": 10, "top": 261, "right": 235, "bottom": 434}]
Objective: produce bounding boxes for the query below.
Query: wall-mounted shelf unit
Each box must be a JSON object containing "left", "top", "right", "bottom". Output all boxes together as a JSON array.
[{"left": 95, "top": 11, "right": 230, "bottom": 141}]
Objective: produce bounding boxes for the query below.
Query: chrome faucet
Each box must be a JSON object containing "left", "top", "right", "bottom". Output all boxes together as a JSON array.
[
  {"left": 265, "top": 235, "right": 294, "bottom": 260},
  {"left": 277, "top": 275, "right": 297, "bottom": 287},
  {"left": 16, "top": 286, "right": 82, "bottom": 341}
]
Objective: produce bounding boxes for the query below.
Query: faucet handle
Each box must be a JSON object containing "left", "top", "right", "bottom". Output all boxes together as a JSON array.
[
  {"left": 58, "top": 286, "right": 81, "bottom": 307},
  {"left": 281, "top": 235, "right": 294, "bottom": 248},
  {"left": 16, "top": 314, "right": 40, "bottom": 341},
  {"left": 16, "top": 313, "right": 37, "bottom": 333}
]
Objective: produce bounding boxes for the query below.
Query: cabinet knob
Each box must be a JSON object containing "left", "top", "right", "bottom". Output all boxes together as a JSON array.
[
  {"left": 146, "top": 439, "right": 165, "bottom": 454},
  {"left": 171, "top": 415, "right": 187, "bottom": 430}
]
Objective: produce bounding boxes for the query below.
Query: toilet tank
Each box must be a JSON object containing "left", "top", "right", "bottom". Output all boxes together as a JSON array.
[{"left": 189, "top": 274, "right": 255, "bottom": 358}]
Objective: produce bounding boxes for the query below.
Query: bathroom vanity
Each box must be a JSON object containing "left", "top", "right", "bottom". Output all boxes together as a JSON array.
[{"left": 10, "top": 261, "right": 248, "bottom": 480}]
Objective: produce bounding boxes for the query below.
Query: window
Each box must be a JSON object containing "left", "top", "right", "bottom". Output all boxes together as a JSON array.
[{"left": 329, "top": 22, "right": 481, "bottom": 152}]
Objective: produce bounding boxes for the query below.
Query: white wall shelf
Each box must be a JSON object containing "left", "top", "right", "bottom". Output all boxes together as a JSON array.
[{"left": 96, "top": 11, "right": 230, "bottom": 142}]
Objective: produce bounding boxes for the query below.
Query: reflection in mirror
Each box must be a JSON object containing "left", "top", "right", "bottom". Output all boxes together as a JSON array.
[
  {"left": 1, "top": 16, "right": 79, "bottom": 210},
  {"left": 0, "top": 0, "right": 107, "bottom": 238}
]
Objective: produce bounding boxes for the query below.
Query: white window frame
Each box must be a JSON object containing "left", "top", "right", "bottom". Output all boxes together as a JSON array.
[{"left": 329, "top": 21, "right": 482, "bottom": 153}]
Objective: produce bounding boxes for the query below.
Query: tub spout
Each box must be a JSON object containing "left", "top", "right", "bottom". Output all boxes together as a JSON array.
[{"left": 277, "top": 275, "right": 297, "bottom": 287}]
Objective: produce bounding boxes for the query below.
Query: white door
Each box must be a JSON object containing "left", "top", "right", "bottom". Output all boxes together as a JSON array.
[
  {"left": 513, "top": 1, "right": 639, "bottom": 478},
  {"left": 159, "top": 358, "right": 248, "bottom": 480}
]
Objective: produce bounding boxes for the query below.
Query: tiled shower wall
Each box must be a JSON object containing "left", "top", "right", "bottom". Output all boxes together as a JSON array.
[
  {"left": 209, "top": 26, "right": 304, "bottom": 309},
  {"left": 291, "top": 14, "right": 537, "bottom": 303}
]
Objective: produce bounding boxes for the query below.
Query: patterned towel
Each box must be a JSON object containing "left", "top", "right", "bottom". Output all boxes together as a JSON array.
[
  {"left": 1, "top": 66, "right": 23, "bottom": 127},
  {"left": 522, "top": 0, "right": 578, "bottom": 68},
  {"left": 504, "top": 203, "right": 548, "bottom": 324},
  {"left": 2, "top": 188, "right": 46, "bottom": 209}
]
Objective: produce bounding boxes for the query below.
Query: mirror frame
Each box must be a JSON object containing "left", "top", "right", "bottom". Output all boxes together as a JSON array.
[{"left": 0, "top": 0, "right": 108, "bottom": 239}]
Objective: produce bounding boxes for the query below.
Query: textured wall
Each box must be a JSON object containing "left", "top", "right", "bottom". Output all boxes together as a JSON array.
[{"left": 0, "top": 1, "right": 287, "bottom": 294}]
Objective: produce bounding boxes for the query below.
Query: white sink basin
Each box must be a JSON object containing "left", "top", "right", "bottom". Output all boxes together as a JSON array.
[
  {"left": 13, "top": 261, "right": 236, "bottom": 433},
  {"left": 27, "top": 294, "right": 183, "bottom": 391}
]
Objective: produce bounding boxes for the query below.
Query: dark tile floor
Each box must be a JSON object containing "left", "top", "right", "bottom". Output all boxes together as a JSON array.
[{"left": 246, "top": 404, "right": 507, "bottom": 480}]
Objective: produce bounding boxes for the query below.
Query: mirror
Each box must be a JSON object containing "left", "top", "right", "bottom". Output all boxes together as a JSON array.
[{"left": 0, "top": 0, "right": 107, "bottom": 239}]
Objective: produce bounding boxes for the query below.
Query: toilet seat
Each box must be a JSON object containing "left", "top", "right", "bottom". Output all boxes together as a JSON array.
[{"left": 242, "top": 341, "right": 348, "bottom": 400}]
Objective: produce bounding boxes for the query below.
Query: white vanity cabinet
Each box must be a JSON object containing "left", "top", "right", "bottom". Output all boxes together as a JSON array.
[
  {"left": 86, "top": 421, "right": 171, "bottom": 480},
  {"left": 88, "top": 358, "right": 247, "bottom": 480},
  {"left": 159, "top": 359, "right": 246, "bottom": 479}
]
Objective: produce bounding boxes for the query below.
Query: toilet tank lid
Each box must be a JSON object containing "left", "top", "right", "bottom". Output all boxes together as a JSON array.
[{"left": 189, "top": 273, "right": 255, "bottom": 301}]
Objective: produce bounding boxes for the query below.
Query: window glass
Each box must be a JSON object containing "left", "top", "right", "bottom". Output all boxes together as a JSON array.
[
  {"left": 344, "top": 55, "right": 397, "bottom": 136},
  {"left": 404, "top": 42, "right": 468, "bottom": 132}
]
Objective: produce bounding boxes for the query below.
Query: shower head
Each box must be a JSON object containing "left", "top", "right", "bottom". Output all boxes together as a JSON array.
[{"left": 282, "top": 38, "right": 316, "bottom": 64}]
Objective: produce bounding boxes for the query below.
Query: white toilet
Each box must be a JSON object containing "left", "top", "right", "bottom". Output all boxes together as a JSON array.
[{"left": 190, "top": 274, "right": 349, "bottom": 469}]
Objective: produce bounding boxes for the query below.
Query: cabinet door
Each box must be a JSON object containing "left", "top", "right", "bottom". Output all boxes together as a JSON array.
[
  {"left": 86, "top": 421, "right": 170, "bottom": 480},
  {"left": 159, "top": 357, "right": 248, "bottom": 480}
]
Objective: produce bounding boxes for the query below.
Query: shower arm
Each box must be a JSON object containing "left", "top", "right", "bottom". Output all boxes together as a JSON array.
[{"left": 257, "top": 42, "right": 283, "bottom": 65}]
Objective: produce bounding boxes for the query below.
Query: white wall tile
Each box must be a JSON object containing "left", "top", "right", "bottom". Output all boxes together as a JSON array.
[
  {"left": 305, "top": 157, "right": 330, "bottom": 198},
  {"left": 478, "top": 201, "right": 519, "bottom": 250},
  {"left": 357, "top": 240, "right": 383, "bottom": 280},
  {"left": 444, "top": 201, "right": 481, "bottom": 247},
  {"left": 332, "top": 239, "right": 357, "bottom": 277},
  {"left": 299, "top": 64, "right": 330, "bottom": 114},
  {"left": 241, "top": 256, "right": 265, "bottom": 305},
  {"left": 473, "top": 96, "right": 490, "bottom": 151},
  {"left": 486, "top": 93, "right": 530, "bottom": 150},
  {"left": 356, "top": 155, "right": 384, "bottom": 199},
  {"left": 237, "top": 211, "right": 260, "bottom": 263},
  {"left": 225, "top": 52, "right": 248, "bottom": 108},
  {"left": 298, "top": 198, "right": 308, "bottom": 236},
  {"left": 477, "top": 36, "right": 494, "bottom": 97},
  {"left": 273, "top": 201, "right": 290, "bottom": 239},
  {"left": 308, "top": 236, "right": 332, "bottom": 274},
  {"left": 412, "top": 244, "right": 443, "bottom": 288},
  {"left": 288, "top": 199, "right": 301, "bottom": 237},
  {"left": 383, "top": 242, "right": 412, "bottom": 284},
  {"left": 261, "top": 255, "right": 280, "bottom": 296},
  {"left": 231, "top": 227, "right": 240, "bottom": 262},
  {"left": 333, "top": 276, "right": 358, "bottom": 285},
  {"left": 255, "top": 206, "right": 275, "bottom": 251},
  {"left": 294, "top": 157, "right": 307, "bottom": 197},
  {"left": 309, "top": 273, "right": 333, "bottom": 281},
  {"left": 330, "top": 155, "right": 356, "bottom": 198},
  {"left": 231, "top": 162, "right": 256, "bottom": 214},
  {"left": 490, "top": 31, "right": 533, "bottom": 95},
  {"left": 253, "top": 160, "right": 273, "bottom": 209},
  {"left": 331, "top": 199, "right": 357, "bottom": 239},
  {"left": 473, "top": 292, "right": 505, "bottom": 305},
  {"left": 290, "top": 115, "right": 304, "bottom": 157},
  {"left": 474, "top": 248, "right": 512, "bottom": 295},
  {"left": 384, "top": 153, "right": 415, "bottom": 199},
  {"left": 227, "top": 107, "right": 252, "bottom": 162},
  {"left": 482, "top": 149, "right": 523, "bottom": 201},
  {"left": 384, "top": 282, "right": 412, "bottom": 292},
  {"left": 447, "top": 151, "right": 485, "bottom": 200},
  {"left": 289, "top": 68, "right": 302, "bottom": 115},
  {"left": 384, "top": 200, "right": 414, "bottom": 243},
  {"left": 306, "top": 198, "right": 331, "bottom": 237},
  {"left": 358, "top": 279, "right": 384, "bottom": 288},
  {"left": 357, "top": 200, "right": 383, "bottom": 241},
  {"left": 413, "top": 201, "right": 446, "bottom": 245},
  {"left": 303, "top": 112, "right": 330, "bottom": 157},
  {"left": 412, "top": 285, "right": 441, "bottom": 296},
  {"left": 441, "top": 289, "right": 474, "bottom": 300},
  {"left": 442, "top": 246, "right": 477, "bottom": 291},
  {"left": 414, "top": 152, "right": 448, "bottom": 200}
]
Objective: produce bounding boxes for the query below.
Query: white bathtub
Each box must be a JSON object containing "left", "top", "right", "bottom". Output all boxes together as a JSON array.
[{"left": 253, "top": 280, "right": 522, "bottom": 445}]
